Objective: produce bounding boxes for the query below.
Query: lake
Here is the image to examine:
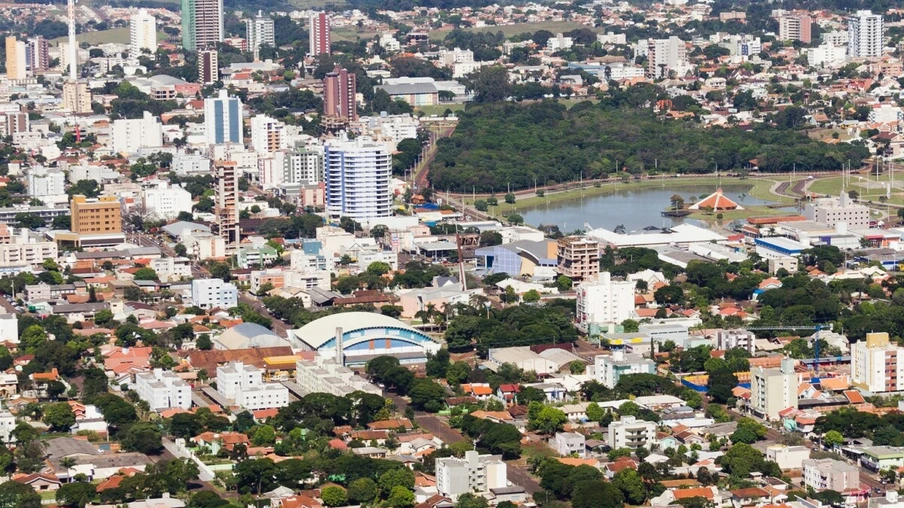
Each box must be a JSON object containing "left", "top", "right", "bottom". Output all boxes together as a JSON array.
[{"left": 519, "top": 185, "right": 770, "bottom": 231}]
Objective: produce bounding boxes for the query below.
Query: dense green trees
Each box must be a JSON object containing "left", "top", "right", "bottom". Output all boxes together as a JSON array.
[
  {"left": 430, "top": 100, "right": 869, "bottom": 192},
  {"left": 444, "top": 303, "right": 576, "bottom": 355}
]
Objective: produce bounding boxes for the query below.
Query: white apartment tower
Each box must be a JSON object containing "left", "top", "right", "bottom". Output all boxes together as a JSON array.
[
  {"left": 141, "top": 182, "right": 193, "bottom": 220},
  {"left": 191, "top": 278, "right": 238, "bottom": 309},
  {"left": 608, "top": 416, "right": 657, "bottom": 449},
  {"left": 324, "top": 136, "right": 391, "bottom": 220},
  {"left": 284, "top": 144, "right": 324, "bottom": 184},
  {"left": 245, "top": 11, "right": 275, "bottom": 59},
  {"left": 436, "top": 451, "right": 507, "bottom": 501},
  {"left": 848, "top": 10, "right": 884, "bottom": 58},
  {"left": 130, "top": 9, "right": 157, "bottom": 56},
  {"left": 647, "top": 37, "right": 686, "bottom": 78},
  {"left": 135, "top": 368, "right": 191, "bottom": 411},
  {"left": 250, "top": 115, "right": 288, "bottom": 155},
  {"left": 852, "top": 332, "right": 904, "bottom": 393},
  {"left": 111, "top": 111, "right": 163, "bottom": 155},
  {"left": 216, "top": 361, "right": 289, "bottom": 410},
  {"left": 204, "top": 89, "right": 242, "bottom": 145},
  {"left": 575, "top": 272, "right": 635, "bottom": 328}
]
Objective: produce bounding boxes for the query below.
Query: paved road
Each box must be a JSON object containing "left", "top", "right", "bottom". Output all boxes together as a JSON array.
[{"left": 389, "top": 394, "right": 543, "bottom": 495}]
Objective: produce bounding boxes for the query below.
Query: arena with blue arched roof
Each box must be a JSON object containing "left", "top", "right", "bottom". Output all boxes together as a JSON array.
[{"left": 289, "top": 312, "right": 441, "bottom": 367}]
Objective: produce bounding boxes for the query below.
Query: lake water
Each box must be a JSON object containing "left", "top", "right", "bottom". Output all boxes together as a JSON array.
[{"left": 519, "top": 185, "right": 770, "bottom": 231}]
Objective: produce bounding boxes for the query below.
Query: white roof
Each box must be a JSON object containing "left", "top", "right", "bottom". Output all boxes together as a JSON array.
[
  {"left": 587, "top": 223, "right": 726, "bottom": 247},
  {"left": 290, "top": 312, "right": 424, "bottom": 349}
]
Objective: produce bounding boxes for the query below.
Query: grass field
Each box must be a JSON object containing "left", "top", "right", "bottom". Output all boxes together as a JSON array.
[
  {"left": 416, "top": 103, "right": 466, "bottom": 116},
  {"left": 809, "top": 173, "right": 904, "bottom": 205},
  {"left": 331, "top": 26, "right": 380, "bottom": 42},
  {"left": 429, "top": 21, "right": 592, "bottom": 41},
  {"left": 52, "top": 28, "right": 170, "bottom": 46}
]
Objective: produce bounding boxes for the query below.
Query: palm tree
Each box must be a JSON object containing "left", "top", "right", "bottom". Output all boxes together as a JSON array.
[{"left": 60, "top": 457, "right": 76, "bottom": 483}]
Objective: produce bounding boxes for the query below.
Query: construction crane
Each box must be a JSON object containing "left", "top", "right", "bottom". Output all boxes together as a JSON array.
[{"left": 743, "top": 324, "right": 833, "bottom": 374}]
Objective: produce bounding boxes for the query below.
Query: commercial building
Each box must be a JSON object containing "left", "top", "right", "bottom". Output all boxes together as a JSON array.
[
  {"left": 804, "top": 192, "right": 870, "bottom": 229},
  {"left": 375, "top": 80, "right": 439, "bottom": 106},
  {"left": 111, "top": 111, "right": 163, "bottom": 155},
  {"left": 191, "top": 278, "right": 238, "bottom": 309},
  {"left": 766, "top": 445, "right": 810, "bottom": 470},
  {"left": 130, "top": 9, "right": 157, "bottom": 56},
  {"left": 182, "top": 0, "right": 224, "bottom": 51},
  {"left": 0, "top": 226, "right": 57, "bottom": 269},
  {"left": 245, "top": 11, "right": 274, "bottom": 58},
  {"left": 295, "top": 354, "right": 382, "bottom": 397},
  {"left": 150, "top": 256, "right": 191, "bottom": 281},
  {"left": 140, "top": 182, "right": 192, "bottom": 221},
  {"left": 575, "top": 272, "right": 634, "bottom": 328},
  {"left": 778, "top": 14, "right": 812, "bottom": 43},
  {"left": 803, "top": 459, "right": 859, "bottom": 491},
  {"left": 215, "top": 161, "right": 240, "bottom": 248},
  {"left": 436, "top": 451, "right": 507, "bottom": 501},
  {"left": 848, "top": 10, "right": 884, "bottom": 58},
  {"left": 28, "top": 37, "right": 49, "bottom": 71},
  {"left": 70, "top": 195, "right": 122, "bottom": 235},
  {"left": 750, "top": 358, "right": 798, "bottom": 420},
  {"left": 250, "top": 115, "right": 287, "bottom": 155},
  {"left": 608, "top": 416, "right": 657, "bottom": 449},
  {"left": 595, "top": 351, "right": 656, "bottom": 389},
  {"left": 204, "top": 90, "right": 242, "bottom": 145},
  {"left": 557, "top": 236, "right": 599, "bottom": 282},
  {"left": 215, "top": 361, "right": 288, "bottom": 410},
  {"left": 646, "top": 37, "right": 686, "bottom": 78},
  {"left": 852, "top": 332, "right": 904, "bottom": 392},
  {"left": 27, "top": 167, "right": 65, "bottom": 198},
  {"left": 198, "top": 49, "right": 218, "bottom": 85},
  {"left": 135, "top": 368, "right": 191, "bottom": 411},
  {"left": 554, "top": 432, "right": 586, "bottom": 457},
  {"left": 289, "top": 311, "right": 440, "bottom": 367},
  {"left": 324, "top": 136, "right": 391, "bottom": 220},
  {"left": 308, "top": 12, "right": 331, "bottom": 56},
  {"left": 5, "top": 36, "right": 25, "bottom": 80},
  {"left": 323, "top": 66, "right": 357, "bottom": 122}
]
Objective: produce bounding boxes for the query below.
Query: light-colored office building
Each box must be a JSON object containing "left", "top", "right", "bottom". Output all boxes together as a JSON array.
[
  {"left": 135, "top": 368, "right": 191, "bottom": 411},
  {"left": 324, "top": 136, "right": 391, "bottom": 220},
  {"left": 130, "top": 9, "right": 157, "bottom": 56},
  {"left": 141, "top": 182, "right": 193, "bottom": 221},
  {"left": 848, "top": 10, "right": 883, "bottom": 58},
  {"left": 150, "top": 257, "right": 192, "bottom": 282},
  {"left": 595, "top": 351, "right": 656, "bottom": 389},
  {"left": 750, "top": 357, "right": 798, "bottom": 420},
  {"left": 0, "top": 227, "right": 57, "bottom": 269},
  {"left": 111, "top": 111, "right": 163, "bottom": 156},
  {"left": 0, "top": 313, "right": 18, "bottom": 343},
  {"left": 27, "top": 167, "right": 65, "bottom": 198},
  {"left": 575, "top": 272, "right": 634, "bottom": 327},
  {"left": 803, "top": 192, "right": 870, "bottom": 228},
  {"left": 852, "top": 332, "right": 904, "bottom": 393},
  {"left": 608, "top": 415, "right": 657, "bottom": 449},
  {"left": 191, "top": 278, "right": 238, "bottom": 309},
  {"left": 70, "top": 195, "right": 123, "bottom": 235},
  {"left": 714, "top": 329, "right": 756, "bottom": 354},
  {"left": 436, "top": 451, "right": 507, "bottom": 501},
  {"left": 767, "top": 445, "right": 810, "bottom": 470},
  {"left": 803, "top": 458, "right": 859, "bottom": 491},
  {"left": 215, "top": 361, "right": 288, "bottom": 410}
]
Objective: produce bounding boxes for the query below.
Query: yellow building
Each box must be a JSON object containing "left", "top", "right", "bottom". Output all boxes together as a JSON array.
[
  {"left": 5, "top": 36, "right": 25, "bottom": 81},
  {"left": 70, "top": 195, "right": 122, "bottom": 235}
]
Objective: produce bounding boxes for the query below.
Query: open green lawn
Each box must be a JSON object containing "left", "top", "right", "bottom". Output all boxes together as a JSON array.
[
  {"left": 416, "top": 103, "right": 465, "bottom": 116},
  {"left": 52, "top": 28, "right": 170, "bottom": 46},
  {"left": 809, "top": 173, "right": 904, "bottom": 205},
  {"left": 331, "top": 26, "right": 379, "bottom": 42},
  {"left": 429, "top": 21, "right": 592, "bottom": 41}
]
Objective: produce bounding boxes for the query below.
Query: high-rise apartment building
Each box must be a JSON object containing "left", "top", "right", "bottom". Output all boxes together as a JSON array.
[
  {"left": 27, "top": 167, "right": 65, "bottom": 198},
  {"left": 198, "top": 49, "right": 218, "bottom": 84},
  {"left": 27, "top": 37, "right": 48, "bottom": 71},
  {"left": 848, "top": 10, "right": 884, "bottom": 58},
  {"left": 245, "top": 10, "right": 274, "bottom": 58},
  {"left": 309, "top": 12, "right": 331, "bottom": 56},
  {"left": 215, "top": 161, "right": 240, "bottom": 247},
  {"left": 130, "top": 9, "right": 157, "bottom": 56},
  {"left": 436, "top": 451, "right": 507, "bottom": 501},
  {"left": 62, "top": 81, "right": 92, "bottom": 113},
  {"left": 181, "top": 0, "right": 224, "bottom": 51},
  {"left": 250, "top": 115, "right": 287, "bottom": 155},
  {"left": 70, "top": 195, "right": 122, "bottom": 235},
  {"left": 284, "top": 143, "right": 323, "bottom": 184},
  {"left": 852, "top": 332, "right": 904, "bottom": 393},
  {"left": 608, "top": 416, "right": 657, "bottom": 449},
  {"left": 5, "top": 36, "right": 26, "bottom": 80},
  {"left": 575, "top": 272, "right": 635, "bottom": 327},
  {"left": 0, "top": 111, "right": 28, "bottom": 138},
  {"left": 204, "top": 89, "right": 242, "bottom": 145},
  {"left": 646, "top": 36, "right": 686, "bottom": 78},
  {"left": 750, "top": 357, "right": 798, "bottom": 420},
  {"left": 557, "top": 236, "right": 599, "bottom": 282},
  {"left": 324, "top": 136, "right": 391, "bottom": 220},
  {"left": 778, "top": 14, "right": 812, "bottom": 43},
  {"left": 323, "top": 66, "right": 357, "bottom": 122}
]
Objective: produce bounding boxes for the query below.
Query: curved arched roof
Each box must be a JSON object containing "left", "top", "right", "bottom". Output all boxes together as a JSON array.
[{"left": 292, "top": 312, "right": 428, "bottom": 349}]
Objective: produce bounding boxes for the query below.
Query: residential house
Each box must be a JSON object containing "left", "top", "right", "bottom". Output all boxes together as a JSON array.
[{"left": 554, "top": 432, "right": 586, "bottom": 458}]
